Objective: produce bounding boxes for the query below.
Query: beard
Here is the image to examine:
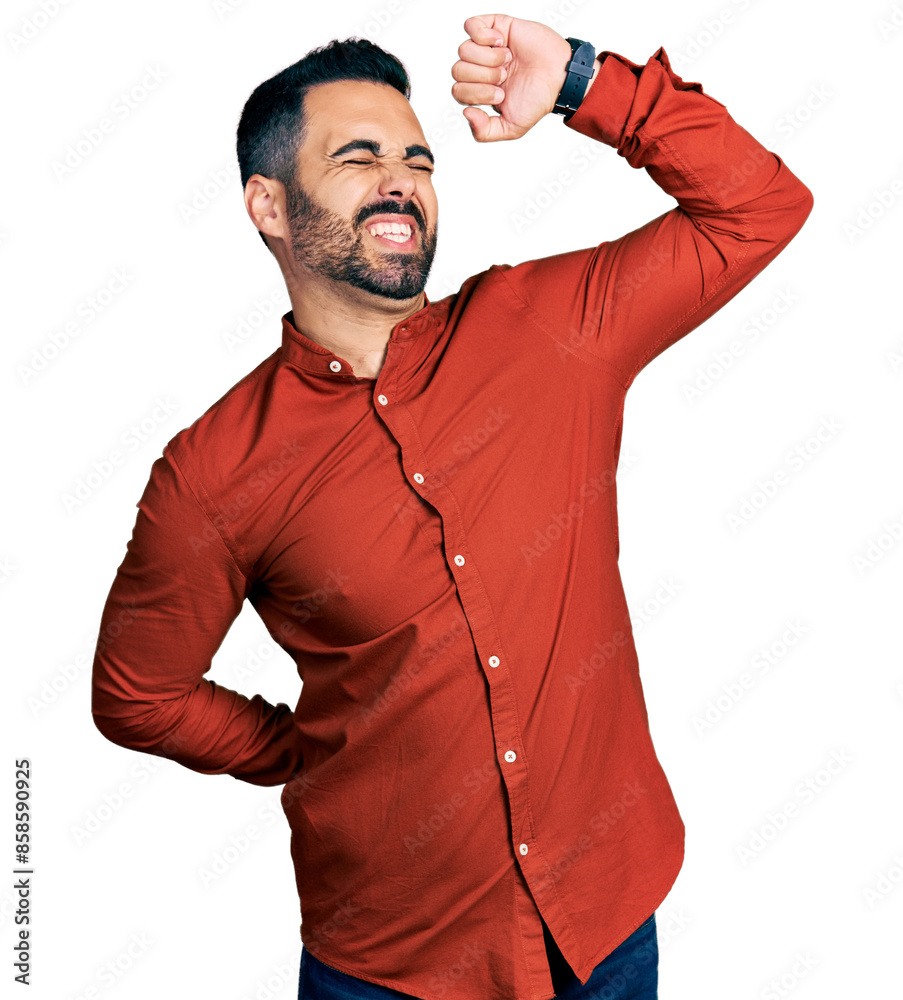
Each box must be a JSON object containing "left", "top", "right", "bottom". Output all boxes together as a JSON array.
[{"left": 284, "top": 177, "right": 438, "bottom": 301}]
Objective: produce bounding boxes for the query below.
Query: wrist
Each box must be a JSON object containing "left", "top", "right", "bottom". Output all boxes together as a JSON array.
[
  {"left": 583, "top": 55, "right": 604, "bottom": 97},
  {"left": 551, "top": 38, "right": 599, "bottom": 121}
]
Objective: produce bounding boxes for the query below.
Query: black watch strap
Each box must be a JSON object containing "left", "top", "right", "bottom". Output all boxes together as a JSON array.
[{"left": 552, "top": 37, "right": 596, "bottom": 121}]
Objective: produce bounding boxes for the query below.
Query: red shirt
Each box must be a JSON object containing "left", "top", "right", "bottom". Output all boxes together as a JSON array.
[{"left": 92, "top": 46, "right": 813, "bottom": 1000}]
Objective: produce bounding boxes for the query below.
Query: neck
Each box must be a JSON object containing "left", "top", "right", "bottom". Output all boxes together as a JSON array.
[{"left": 285, "top": 271, "right": 426, "bottom": 379}]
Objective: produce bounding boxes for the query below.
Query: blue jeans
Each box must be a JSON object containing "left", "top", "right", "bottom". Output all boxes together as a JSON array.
[{"left": 298, "top": 912, "right": 657, "bottom": 999}]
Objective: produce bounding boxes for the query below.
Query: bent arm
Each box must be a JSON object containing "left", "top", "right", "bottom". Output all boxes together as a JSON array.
[
  {"left": 506, "top": 45, "right": 814, "bottom": 386},
  {"left": 91, "top": 445, "right": 304, "bottom": 786}
]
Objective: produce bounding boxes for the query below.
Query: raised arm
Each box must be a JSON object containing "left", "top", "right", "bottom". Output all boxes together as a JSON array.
[{"left": 452, "top": 14, "right": 814, "bottom": 385}]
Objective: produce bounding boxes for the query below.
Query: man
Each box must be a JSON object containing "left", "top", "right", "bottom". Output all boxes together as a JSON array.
[{"left": 91, "top": 13, "right": 813, "bottom": 1000}]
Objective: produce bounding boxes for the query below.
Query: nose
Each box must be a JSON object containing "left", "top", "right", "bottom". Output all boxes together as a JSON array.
[{"left": 375, "top": 159, "right": 417, "bottom": 202}]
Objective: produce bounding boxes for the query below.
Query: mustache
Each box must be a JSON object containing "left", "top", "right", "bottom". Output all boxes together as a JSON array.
[{"left": 356, "top": 201, "right": 427, "bottom": 231}]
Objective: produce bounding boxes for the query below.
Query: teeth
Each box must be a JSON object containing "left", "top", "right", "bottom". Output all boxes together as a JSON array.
[{"left": 367, "top": 221, "right": 412, "bottom": 239}]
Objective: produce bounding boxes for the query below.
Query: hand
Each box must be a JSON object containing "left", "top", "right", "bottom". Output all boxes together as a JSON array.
[{"left": 451, "top": 14, "right": 573, "bottom": 142}]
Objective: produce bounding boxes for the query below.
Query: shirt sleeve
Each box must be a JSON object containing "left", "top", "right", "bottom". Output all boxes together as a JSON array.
[
  {"left": 91, "top": 443, "right": 304, "bottom": 786},
  {"left": 499, "top": 46, "right": 814, "bottom": 387}
]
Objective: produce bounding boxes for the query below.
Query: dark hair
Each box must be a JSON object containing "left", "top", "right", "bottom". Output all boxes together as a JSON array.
[{"left": 236, "top": 37, "right": 411, "bottom": 251}]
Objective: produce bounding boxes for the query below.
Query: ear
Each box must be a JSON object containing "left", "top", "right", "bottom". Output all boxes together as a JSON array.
[{"left": 244, "top": 174, "right": 288, "bottom": 244}]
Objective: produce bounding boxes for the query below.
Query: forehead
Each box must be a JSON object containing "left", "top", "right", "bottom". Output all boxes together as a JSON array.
[{"left": 302, "top": 79, "right": 425, "bottom": 151}]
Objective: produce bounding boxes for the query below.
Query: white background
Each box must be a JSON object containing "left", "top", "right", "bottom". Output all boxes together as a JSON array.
[{"left": 3, "top": 0, "right": 902, "bottom": 997}]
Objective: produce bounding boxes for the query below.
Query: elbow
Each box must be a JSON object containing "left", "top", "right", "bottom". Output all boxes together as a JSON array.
[
  {"left": 92, "top": 706, "right": 138, "bottom": 750},
  {"left": 91, "top": 692, "right": 168, "bottom": 754},
  {"left": 755, "top": 179, "right": 814, "bottom": 257},
  {"left": 789, "top": 180, "right": 815, "bottom": 236}
]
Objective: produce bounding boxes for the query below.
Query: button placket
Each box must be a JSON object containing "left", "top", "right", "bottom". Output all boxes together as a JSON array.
[{"left": 375, "top": 385, "right": 552, "bottom": 926}]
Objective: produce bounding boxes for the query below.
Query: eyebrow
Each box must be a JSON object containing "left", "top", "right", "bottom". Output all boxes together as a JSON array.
[{"left": 329, "top": 139, "right": 435, "bottom": 166}]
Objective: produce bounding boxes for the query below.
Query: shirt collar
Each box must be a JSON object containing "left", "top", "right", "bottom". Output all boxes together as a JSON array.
[{"left": 280, "top": 292, "right": 442, "bottom": 377}]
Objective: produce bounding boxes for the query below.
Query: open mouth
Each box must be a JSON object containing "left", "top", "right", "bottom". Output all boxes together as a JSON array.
[{"left": 364, "top": 220, "right": 416, "bottom": 250}]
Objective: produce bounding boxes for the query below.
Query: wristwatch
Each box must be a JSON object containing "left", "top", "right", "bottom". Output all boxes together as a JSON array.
[{"left": 552, "top": 37, "right": 597, "bottom": 121}]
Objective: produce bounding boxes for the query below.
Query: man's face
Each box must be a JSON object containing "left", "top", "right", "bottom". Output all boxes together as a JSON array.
[{"left": 285, "top": 79, "right": 438, "bottom": 301}]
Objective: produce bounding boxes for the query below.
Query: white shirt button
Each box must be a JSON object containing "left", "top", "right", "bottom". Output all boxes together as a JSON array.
[
  {"left": 519, "top": 843, "right": 529, "bottom": 856},
  {"left": 504, "top": 750, "right": 516, "bottom": 763},
  {"left": 329, "top": 360, "right": 342, "bottom": 372},
  {"left": 488, "top": 656, "right": 500, "bottom": 668},
  {"left": 453, "top": 554, "right": 465, "bottom": 566},
  {"left": 413, "top": 473, "right": 424, "bottom": 484},
  {"left": 377, "top": 394, "right": 388, "bottom": 405}
]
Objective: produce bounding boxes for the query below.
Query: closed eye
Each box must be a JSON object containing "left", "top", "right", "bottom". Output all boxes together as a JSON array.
[{"left": 343, "top": 159, "right": 433, "bottom": 173}]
